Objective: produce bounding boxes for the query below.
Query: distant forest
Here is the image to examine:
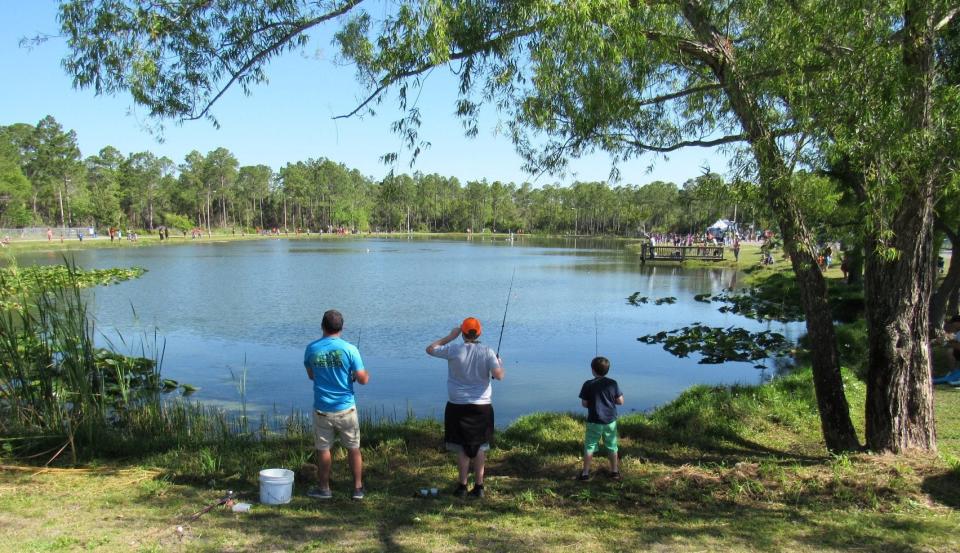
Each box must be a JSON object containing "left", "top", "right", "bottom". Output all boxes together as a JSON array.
[{"left": 0, "top": 116, "right": 761, "bottom": 235}]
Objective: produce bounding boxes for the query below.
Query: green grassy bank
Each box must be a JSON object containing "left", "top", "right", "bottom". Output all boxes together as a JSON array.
[{"left": 3, "top": 367, "right": 960, "bottom": 552}]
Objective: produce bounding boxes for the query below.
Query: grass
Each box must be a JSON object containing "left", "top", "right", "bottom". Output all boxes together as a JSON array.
[{"left": 3, "top": 367, "right": 960, "bottom": 552}]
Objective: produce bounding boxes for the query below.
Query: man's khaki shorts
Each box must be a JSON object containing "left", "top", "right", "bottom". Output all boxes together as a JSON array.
[{"left": 312, "top": 406, "right": 360, "bottom": 450}]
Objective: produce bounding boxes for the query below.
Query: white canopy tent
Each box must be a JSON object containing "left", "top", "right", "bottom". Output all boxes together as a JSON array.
[{"left": 708, "top": 219, "right": 730, "bottom": 231}]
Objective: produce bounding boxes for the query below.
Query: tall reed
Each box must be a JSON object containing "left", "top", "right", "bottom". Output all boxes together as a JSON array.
[{"left": 0, "top": 262, "right": 160, "bottom": 461}]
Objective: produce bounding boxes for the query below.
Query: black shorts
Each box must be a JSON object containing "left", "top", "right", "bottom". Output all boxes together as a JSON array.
[{"left": 444, "top": 402, "right": 494, "bottom": 458}]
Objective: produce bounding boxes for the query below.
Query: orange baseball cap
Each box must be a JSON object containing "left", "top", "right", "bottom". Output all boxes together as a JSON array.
[{"left": 461, "top": 317, "right": 482, "bottom": 338}]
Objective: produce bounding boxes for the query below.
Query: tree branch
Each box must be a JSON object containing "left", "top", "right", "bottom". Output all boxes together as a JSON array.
[
  {"left": 623, "top": 133, "right": 746, "bottom": 152},
  {"left": 334, "top": 25, "right": 536, "bottom": 120},
  {"left": 186, "top": 0, "right": 365, "bottom": 121}
]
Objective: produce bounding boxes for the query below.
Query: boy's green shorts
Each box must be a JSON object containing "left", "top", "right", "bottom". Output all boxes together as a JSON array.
[{"left": 584, "top": 420, "right": 618, "bottom": 454}]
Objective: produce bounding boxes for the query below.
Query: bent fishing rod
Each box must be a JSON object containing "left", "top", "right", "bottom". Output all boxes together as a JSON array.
[{"left": 496, "top": 268, "right": 517, "bottom": 357}]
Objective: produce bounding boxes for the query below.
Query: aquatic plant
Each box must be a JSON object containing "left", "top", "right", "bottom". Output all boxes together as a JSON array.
[
  {"left": 0, "top": 263, "right": 145, "bottom": 311},
  {"left": 638, "top": 324, "right": 793, "bottom": 368},
  {"left": 626, "top": 293, "right": 677, "bottom": 306}
]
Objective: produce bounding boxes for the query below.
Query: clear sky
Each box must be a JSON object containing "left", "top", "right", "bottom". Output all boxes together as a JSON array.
[{"left": 1, "top": 1, "right": 730, "bottom": 186}]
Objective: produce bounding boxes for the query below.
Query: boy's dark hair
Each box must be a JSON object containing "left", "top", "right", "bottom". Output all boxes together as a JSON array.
[
  {"left": 591, "top": 356, "right": 610, "bottom": 376},
  {"left": 950, "top": 315, "right": 960, "bottom": 324},
  {"left": 321, "top": 309, "right": 344, "bottom": 333}
]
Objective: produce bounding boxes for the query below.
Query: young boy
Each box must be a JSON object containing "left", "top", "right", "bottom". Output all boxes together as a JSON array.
[{"left": 578, "top": 356, "right": 625, "bottom": 481}]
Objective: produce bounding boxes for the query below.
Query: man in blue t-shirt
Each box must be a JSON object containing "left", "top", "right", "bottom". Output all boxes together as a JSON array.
[
  {"left": 577, "top": 356, "right": 624, "bottom": 481},
  {"left": 304, "top": 309, "right": 369, "bottom": 500}
]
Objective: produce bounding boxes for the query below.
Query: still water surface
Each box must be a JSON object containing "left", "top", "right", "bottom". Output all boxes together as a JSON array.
[{"left": 20, "top": 237, "right": 795, "bottom": 423}]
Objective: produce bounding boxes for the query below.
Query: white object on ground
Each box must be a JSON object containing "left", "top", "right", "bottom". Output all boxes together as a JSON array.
[{"left": 258, "top": 468, "right": 295, "bottom": 505}]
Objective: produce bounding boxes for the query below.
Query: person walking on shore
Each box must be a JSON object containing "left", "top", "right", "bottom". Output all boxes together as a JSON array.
[
  {"left": 426, "top": 317, "right": 505, "bottom": 498},
  {"left": 304, "top": 309, "right": 369, "bottom": 500}
]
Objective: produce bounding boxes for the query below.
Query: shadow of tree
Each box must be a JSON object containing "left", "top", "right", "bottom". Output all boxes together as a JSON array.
[{"left": 921, "top": 469, "right": 960, "bottom": 508}]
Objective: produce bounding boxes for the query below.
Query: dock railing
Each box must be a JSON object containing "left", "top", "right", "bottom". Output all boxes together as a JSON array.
[{"left": 640, "top": 243, "right": 725, "bottom": 262}]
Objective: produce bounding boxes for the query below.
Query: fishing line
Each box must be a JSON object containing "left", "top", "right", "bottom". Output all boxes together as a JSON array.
[{"left": 496, "top": 268, "right": 517, "bottom": 357}]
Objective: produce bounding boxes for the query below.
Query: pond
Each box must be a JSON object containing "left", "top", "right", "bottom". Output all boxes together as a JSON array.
[{"left": 17, "top": 236, "right": 797, "bottom": 424}]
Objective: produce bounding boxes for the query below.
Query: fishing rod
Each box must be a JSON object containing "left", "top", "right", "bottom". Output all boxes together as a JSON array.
[
  {"left": 496, "top": 268, "right": 517, "bottom": 357},
  {"left": 594, "top": 312, "right": 599, "bottom": 358},
  {"left": 185, "top": 490, "right": 235, "bottom": 523},
  {"left": 352, "top": 327, "right": 362, "bottom": 383}
]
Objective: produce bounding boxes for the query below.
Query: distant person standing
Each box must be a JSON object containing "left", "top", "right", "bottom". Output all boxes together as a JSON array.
[
  {"left": 578, "top": 356, "right": 624, "bottom": 481},
  {"left": 303, "top": 309, "right": 370, "bottom": 500},
  {"left": 46, "top": 228, "right": 53, "bottom": 242},
  {"left": 426, "top": 317, "right": 505, "bottom": 498}
]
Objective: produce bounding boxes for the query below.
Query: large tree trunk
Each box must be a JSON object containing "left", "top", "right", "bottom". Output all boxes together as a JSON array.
[
  {"left": 682, "top": 1, "right": 860, "bottom": 452},
  {"left": 863, "top": 195, "right": 937, "bottom": 452},
  {"left": 863, "top": 0, "right": 937, "bottom": 453}
]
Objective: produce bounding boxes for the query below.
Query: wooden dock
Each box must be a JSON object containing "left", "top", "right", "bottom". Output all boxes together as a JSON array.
[{"left": 640, "top": 243, "right": 726, "bottom": 262}]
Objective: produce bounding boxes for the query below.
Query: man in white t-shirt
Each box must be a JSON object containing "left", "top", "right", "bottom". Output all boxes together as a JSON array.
[{"left": 426, "top": 317, "right": 505, "bottom": 498}]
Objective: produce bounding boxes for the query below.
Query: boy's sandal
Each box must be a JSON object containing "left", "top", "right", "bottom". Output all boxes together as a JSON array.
[
  {"left": 577, "top": 472, "right": 591, "bottom": 481},
  {"left": 609, "top": 471, "right": 622, "bottom": 481}
]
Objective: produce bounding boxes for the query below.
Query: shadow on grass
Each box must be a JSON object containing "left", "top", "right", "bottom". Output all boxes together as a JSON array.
[
  {"left": 921, "top": 469, "right": 960, "bottom": 508},
  {"left": 130, "top": 473, "right": 951, "bottom": 553}
]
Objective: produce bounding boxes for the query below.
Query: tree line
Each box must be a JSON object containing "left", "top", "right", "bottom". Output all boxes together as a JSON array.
[{"left": 0, "top": 116, "right": 765, "bottom": 235}]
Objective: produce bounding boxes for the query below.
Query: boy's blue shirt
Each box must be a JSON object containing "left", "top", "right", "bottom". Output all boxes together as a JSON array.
[
  {"left": 304, "top": 336, "right": 364, "bottom": 412},
  {"left": 579, "top": 376, "right": 622, "bottom": 425}
]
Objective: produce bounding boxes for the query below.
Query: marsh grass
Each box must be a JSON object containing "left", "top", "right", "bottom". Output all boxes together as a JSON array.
[{"left": 1, "top": 264, "right": 141, "bottom": 460}]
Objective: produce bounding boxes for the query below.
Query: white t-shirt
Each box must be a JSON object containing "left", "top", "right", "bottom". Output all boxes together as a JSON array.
[{"left": 428, "top": 341, "right": 499, "bottom": 404}]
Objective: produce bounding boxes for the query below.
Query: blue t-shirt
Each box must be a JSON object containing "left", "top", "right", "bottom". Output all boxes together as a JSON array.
[
  {"left": 579, "top": 376, "right": 622, "bottom": 424},
  {"left": 304, "top": 336, "right": 365, "bottom": 412}
]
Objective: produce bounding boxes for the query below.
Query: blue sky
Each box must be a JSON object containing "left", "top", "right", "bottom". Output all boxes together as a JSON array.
[{"left": 1, "top": 1, "right": 729, "bottom": 186}]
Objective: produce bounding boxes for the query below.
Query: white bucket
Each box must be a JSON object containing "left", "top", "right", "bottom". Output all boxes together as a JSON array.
[{"left": 258, "top": 468, "right": 295, "bottom": 505}]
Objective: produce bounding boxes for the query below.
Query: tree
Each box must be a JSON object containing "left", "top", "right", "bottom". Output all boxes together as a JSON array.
[
  {"left": 176, "top": 151, "right": 207, "bottom": 229},
  {"left": 121, "top": 151, "right": 170, "bottom": 230},
  {"left": 237, "top": 165, "right": 273, "bottom": 229},
  {"left": 378, "top": 173, "right": 417, "bottom": 232},
  {"left": 0, "top": 134, "right": 33, "bottom": 227},
  {"left": 84, "top": 146, "right": 124, "bottom": 227},
  {"left": 18, "top": 116, "right": 83, "bottom": 226}
]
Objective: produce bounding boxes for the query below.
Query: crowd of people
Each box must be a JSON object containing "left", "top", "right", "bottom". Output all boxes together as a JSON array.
[{"left": 302, "top": 310, "right": 624, "bottom": 500}]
